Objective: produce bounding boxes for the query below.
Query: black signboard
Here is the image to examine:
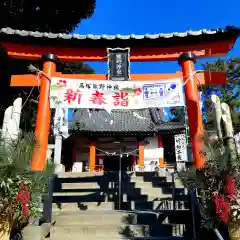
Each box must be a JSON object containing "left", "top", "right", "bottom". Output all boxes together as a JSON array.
[{"left": 107, "top": 48, "right": 130, "bottom": 81}]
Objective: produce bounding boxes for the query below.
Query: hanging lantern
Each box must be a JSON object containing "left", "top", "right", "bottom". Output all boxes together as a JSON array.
[{"left": 107, "top": 48, "right": 130, "bottom": 81}]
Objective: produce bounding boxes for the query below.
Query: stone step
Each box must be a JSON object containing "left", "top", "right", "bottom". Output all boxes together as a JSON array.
[
  {"left": 55, "top": 174, "right": 184, "bottom": 189},
  {"left": 60, "top": 182, "right": 134, "bottom": 189},
  {"left": 57, "top": 172, "right": 105, "bottom": 178},
  {"left": 50, "top": 223, "right": 185, "bottom": 238},
  {"left": 59, "top": 181, "right": 169, "bottom": 189},
  {"left": 49, "top": 236, "right": 184, "bottom": 240},
  {"left": 58, "top": 183, "right": 184, "bottom": 195},
  {"left": 57, "top": 171, "right": 171, "bottom": 178},
  {"left": 52, "top": 199, "right": 189, "bottom": 213},
  {"left": 53, "top": 187, "right": 173, "bottom": 197},
  {"left": 55, "top": 187, "right": 185, "bottom": 199},
  {"left": 55, "top": 175, "right": 168, "bottom": 183},
  {"left": 123, "top": 199, "right": 189, "bottom": 211},
  {"left": 52, "top": 192, "right": 187, "bottom": 203},
  {"left": 55, "top": 173, "right": 175, "bottom": 184},
  {"left": 52, "top": 202, "right": 115, "bottom": 211},
  {"left": 52, "top": 191, "right": 170, "bottom": 202},
  {"left": 52, "top": 210, "right": 190, "bottom": 226},
  {"left": 50, "top": 224, "right": 147, "bottom": 238},
  {"left": 52, "top": 210, "right": 137, "bottom": 226}
]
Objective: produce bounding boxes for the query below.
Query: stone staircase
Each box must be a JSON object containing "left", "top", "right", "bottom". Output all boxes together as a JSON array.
[{"left": 26, "top": 171, "right": 193, "bottom": 239}]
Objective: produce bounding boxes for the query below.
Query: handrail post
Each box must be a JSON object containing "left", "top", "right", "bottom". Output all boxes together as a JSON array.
[
  {"left": 171, "top": 172, "right": 176, "bottom": 210},
  {"left": 190, "top": 190, "right": 197, "bottom": 240},
  {"left": 118, "top": 148, "right": 122, "bottom": 210},
  {"left": 43, "top": 174, "right": 55, "bottom": 223}
]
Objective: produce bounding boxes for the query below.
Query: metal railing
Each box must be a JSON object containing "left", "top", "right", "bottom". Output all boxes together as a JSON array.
[
  {"left": 189, "top": 190, "right": 197, "bottom": 240},
  {"left": 42, "top": 174, "right": 55, "bottom": 224},
  {"left": 171, "top": 172, "right": 176, "bottom": 211}
]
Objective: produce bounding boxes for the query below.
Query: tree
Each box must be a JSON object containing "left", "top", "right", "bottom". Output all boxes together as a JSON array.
[
  {"left": 202, "top": 58, "right": 240, "bottom": 128},
  {"left": 169, "top": 107, "right": 185, "bottom": 122},
  {"left": 0, "top": 0, "right": 96, "bottom": 33},
  {"left": 169, "top": 58, "right": 240, "bottom": 129},
  {"left": 0, "top": 0, "right": 97, "bottom": 131}
]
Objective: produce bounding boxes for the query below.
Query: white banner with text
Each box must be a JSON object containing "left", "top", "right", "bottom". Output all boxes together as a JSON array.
[{"left": 50, "top": 78, "right": 184, "bottom": 109}]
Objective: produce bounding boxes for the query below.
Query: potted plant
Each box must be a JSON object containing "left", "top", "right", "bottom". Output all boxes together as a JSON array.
[
  {"left": 0, "top": 133, "right": 53, "bottom": 240},
  {"left": 177, "top": 137, "right": 240, "bottom": 239}
]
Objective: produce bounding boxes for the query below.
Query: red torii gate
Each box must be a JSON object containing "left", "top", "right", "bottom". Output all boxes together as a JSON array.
[{"left": 0, "top": 26, "right": 239, "bottom": 171}]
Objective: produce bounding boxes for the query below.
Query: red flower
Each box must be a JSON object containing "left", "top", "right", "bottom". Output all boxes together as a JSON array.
[
  {"left": 133, "top": 88, "right": 142, "bottom": 96},
  {"left": 224, "top": 176, "right": 237, "bottom": 202},
  {"left": 213, "top": 194, "right": 230, "bottom": 224},
  {"left": 20, "top": 183, "right": 29, "bottom": 191},
  {"left": 16, "top": 184, "right": 30, "bottom": 218},
  {"left": 57, "top": 79, "right": 67, "bottom": 88}
]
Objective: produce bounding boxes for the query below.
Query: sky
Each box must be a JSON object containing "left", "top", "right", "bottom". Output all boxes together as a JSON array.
[{"left": 73, "top": 0, "right": 240, "bottom": 74}]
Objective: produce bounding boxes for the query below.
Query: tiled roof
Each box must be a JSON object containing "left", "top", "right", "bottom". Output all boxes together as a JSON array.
[
  {"left": 69, "top": 108, "right": 185, "bottom": 135},
  {"left": 0, "top": 26, "right": 239, "bottom": 48},
  {"left": 0, "top": 26, "right": 239, "bottom": 41}
]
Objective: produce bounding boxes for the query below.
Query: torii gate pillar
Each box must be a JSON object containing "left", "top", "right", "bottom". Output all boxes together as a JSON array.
[
  {"left": 31, "top": 53, "right": 57, "bottom": 171},
  {"left": 178, "top": 53, "right": 205, "bottom": 168}
]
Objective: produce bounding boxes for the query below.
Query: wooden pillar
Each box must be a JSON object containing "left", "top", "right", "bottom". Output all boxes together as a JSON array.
[
  {"left": 89, "top": 141, "right": 96, "bottom": 172},
  {"left": 158, "top": 136, "right": 165, "bottom": 167},
  {"left": 31, "top": 53, "right": 57, "bottom": 171},
  {"left": 138, "top": 141, "right": 144, "bottom": 168},
  {"left": 178, "top": 53, "right": 205, "bottom": 168}
]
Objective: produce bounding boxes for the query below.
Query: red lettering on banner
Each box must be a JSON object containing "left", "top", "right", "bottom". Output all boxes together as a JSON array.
[
  {"left": 90, "top": 91, "right": 106, "bottom": 105},
  {"left": 64, "top": 89, "right": 81, "bottom": 104},
  {"left": 113, "top": 92, "right": 129, "bottom": 107}
]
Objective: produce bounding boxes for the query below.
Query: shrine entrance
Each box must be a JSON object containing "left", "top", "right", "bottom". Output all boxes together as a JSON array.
[
  {"left": 103, "top": 155, "right": 133, "bottom": 172},
  {"left": 96, "top": 137, "right": 138, "bottom": 172},
  {"left": 1, "top": 26, "right": 239, "bottom": 172}
]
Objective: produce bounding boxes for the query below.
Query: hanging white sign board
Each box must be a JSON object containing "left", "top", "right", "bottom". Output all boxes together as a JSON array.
[
  {"left": 174, "top": 134, "right": 188, "bottom": 162},
  {"left": 50, "top": 78, "right": 184, "bottom": 109}
]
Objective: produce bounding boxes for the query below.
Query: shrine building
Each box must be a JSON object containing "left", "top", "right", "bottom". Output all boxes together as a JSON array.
[
  {"left": 64, "top": 108, "right": 185, "bottom": 172},
  {"left": 0, "top": 26, "right": 239, "bottom": 172}
]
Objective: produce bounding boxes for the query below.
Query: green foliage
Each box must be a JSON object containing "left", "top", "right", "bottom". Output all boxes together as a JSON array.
[
  {"left": 169, "top": 107, "right": 185, "bottom": 122},
  {"left": 0, "top": 133, "right": 54, "bottom": 227},
  {"left": 202, "top": 58, "right": 240, "bottom": 127},
  {"left": 170, "top": 58, "right": 240, "bottom": 128},
  {"left": 0, "top": 0, "right": 96, "bottom": 33},
  {"left": 0, "top": 0, "right": 96, "bottom": 130}
]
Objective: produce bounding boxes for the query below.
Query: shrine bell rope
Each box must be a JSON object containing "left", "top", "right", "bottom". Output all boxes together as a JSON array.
[{"left": 95, "top": 147, "right": 139, "bottom": 157}]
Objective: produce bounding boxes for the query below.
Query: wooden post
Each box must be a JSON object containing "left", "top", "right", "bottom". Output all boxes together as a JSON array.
[
  {"left": 138, "top": 141, "right": 144, "bottom": 168},
  {"left": 31, "top": 53, "right": 57, "bottom": 171},
  {"left": 158, "top": 136, "right": 165, "bottom": 167},
  {"left": 178, "top": 53, "right": 205, "bottom": 168},
  {"left": 89, "top": 141, "right": 96, "bottom": 172}
]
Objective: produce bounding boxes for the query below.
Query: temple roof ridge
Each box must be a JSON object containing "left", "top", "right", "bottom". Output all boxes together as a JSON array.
[
  {"left": 69, "top": 108, "right": 185, "bottom": 135},
  {"left": 0, "top": 26, "right": 239, "bottom": 41}
]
